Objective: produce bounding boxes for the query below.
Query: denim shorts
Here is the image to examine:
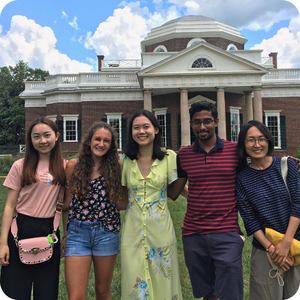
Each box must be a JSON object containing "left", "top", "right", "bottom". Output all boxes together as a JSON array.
[{"left": 64, "top": 219, "right": 120, "bottom": 257}]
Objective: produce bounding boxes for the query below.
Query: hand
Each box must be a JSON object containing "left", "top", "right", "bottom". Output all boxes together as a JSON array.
[
  {"left": 0, "top": 244, "right": 10, "bottom": 266},
  {"left": 60, "top": 238, "right": 66, "bottom": 258},
  {"left": 270, "top": 240, "right": 291, "bottom": 267}
]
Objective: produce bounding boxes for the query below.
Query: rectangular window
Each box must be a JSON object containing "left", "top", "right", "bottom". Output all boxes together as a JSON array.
[
  {"left": 61, "top": 115, "right": 79, "bottom": 142},
  {"left": 154, "top": 109, "right": 167, "bottom": 147},
  {"left": 265, "top": 112, "right": 281, "bottom": 148},
  {"left": 230, "top": 108, "right": 240, "bottom": 142},
  {"left": 106, "top": 113, "right": 122, "bottom": 150},
  {"left": 65, "top": 120, "right": 77, "bottom": 141}
]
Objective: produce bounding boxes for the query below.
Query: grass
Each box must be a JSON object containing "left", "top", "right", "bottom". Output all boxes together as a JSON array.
[{"left": 0, "top": 178, "right": 251, "bottom": 299}]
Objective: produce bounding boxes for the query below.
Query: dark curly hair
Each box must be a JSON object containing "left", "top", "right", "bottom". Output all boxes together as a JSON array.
[{"left": 71, "top": 122, "right": 123, "bottom": 204}]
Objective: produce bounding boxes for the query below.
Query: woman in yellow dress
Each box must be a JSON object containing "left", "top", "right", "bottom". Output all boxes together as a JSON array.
[{"left": 120, "top": 110, "right": 185, "bottom": 300}]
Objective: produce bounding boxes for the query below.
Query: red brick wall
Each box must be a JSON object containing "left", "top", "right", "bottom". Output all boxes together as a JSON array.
[
  {"left": 26, "top": 94, "right": 300, "bottom": 157},
  {"left": 145, "top": 37, "right": 244, "bottom": 52},
  {"left": 263, "top": 97, "right": 300, "bottom": 156}
]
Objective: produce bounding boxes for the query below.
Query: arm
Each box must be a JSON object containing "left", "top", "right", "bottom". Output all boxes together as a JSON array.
[
  {"left": 117, "top": 186, "right": 129, "bottom": 210},
  {"left": 60, "top": 159, "right": 76, "bottom": 257},
  {"left": 0, "top": 189, "right": 19, "bottom": 265},
  {"left": 167, "top": 177, "right": 187, "bottom": 200}
]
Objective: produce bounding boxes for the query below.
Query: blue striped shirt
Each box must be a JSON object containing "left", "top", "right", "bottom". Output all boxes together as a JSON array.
[{"left": 236, "top": 156, "right": 300, "bottom": 250}]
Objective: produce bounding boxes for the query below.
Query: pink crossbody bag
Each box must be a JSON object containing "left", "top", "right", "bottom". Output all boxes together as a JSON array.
[
  {"left": 10, "top": 187, "right": 64, "bottom": 264},
  {"left": 10, "top": 161, "right": 66, "bottom": 265}
]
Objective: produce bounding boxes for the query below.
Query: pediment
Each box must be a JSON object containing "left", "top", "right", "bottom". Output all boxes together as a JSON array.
[{"left": 138, "top": 42, "right": 267, "bottom": 77}]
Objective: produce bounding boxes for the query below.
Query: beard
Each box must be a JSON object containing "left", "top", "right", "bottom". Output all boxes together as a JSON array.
[{"left": 196, "top": 130, "right": 214, "bottom": 141}]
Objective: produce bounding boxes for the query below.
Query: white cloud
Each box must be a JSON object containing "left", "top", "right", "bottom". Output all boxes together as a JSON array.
[
  {"left": 62, "top": 11, "right": 68, "bottom": 19},
  {"left": 84, "top": 6, "right": 148, "bottom": 59},
  {"left": 166, "top": 0, "right": 297, "bottom": 31},
  {"left": 0, "top": 15, "right": 92, "bottom": 73},
  {"left": 69, "top": 16, "right": 79, "bottom": 30},
  {"left": 252, "top": 16, "right": 300, "bottom": 68},
  {"left": 84, "top": 2, "right": 181, "bottom": 59}
]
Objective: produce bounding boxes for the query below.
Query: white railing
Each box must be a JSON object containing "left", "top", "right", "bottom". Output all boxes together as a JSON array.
[
  {"left": 86, "top": 74, "right": 101, "bottom": 83},
  {"left": 102, "top": 59, "right": 142, "bottom": 68},
  {"left": 261, "top": 57, "right": 273, "bottom": 65},
  {"left": 262, "top": 69, "right": 300, "bottom": 81},
  {"left": 24, "top": 81, "right": 46, "bottom": 91}
]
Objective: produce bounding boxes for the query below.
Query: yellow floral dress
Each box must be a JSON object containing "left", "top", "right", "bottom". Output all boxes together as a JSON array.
[{"left": 120, "top": 150, "right": 182, "bottom": 300}]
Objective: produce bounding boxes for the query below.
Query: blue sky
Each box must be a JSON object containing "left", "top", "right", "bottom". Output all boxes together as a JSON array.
[{"left": 0, "top": 0, "right": 299, "bottom": 74}]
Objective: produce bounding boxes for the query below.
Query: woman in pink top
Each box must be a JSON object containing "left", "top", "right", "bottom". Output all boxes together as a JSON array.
[{"left": 0, "top": 117, "right": 66, "bottom": 300}]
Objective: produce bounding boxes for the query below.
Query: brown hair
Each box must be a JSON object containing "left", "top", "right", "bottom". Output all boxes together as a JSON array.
[
  {"left": 71, "top": 122, "right": 123, "bottom": 204},
  {"left": 22, "top": 117, "right": 66, "bottom": 187}
]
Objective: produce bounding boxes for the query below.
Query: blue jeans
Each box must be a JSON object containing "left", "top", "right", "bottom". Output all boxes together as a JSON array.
[{"left": 65, "top": 219, "right": 120, "bottom": 257}]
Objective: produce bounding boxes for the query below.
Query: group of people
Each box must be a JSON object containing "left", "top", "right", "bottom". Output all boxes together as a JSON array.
[{"left": 0, "top": 100, "right": 299, "bottom": 300}]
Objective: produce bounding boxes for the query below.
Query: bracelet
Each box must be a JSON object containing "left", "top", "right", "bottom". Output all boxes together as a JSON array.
[
  {"left": 266, "top": 243, "right": 274, "bottom": 252},
  {"left": 62, "top": 236, "right": 67, "bottom": 239}
]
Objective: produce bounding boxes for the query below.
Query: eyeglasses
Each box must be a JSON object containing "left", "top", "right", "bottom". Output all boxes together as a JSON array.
[
  {"left": 245, "top": 137, "right": 269, "bottom": 146},
  {"left": 191, "top": 119, "right": 214, "bottom": 127}
]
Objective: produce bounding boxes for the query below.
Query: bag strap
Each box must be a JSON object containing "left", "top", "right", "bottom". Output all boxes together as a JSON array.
[
  {"left": 281, "top": 157, "right": 292, "bottom": 203},
  {"left": 11, "top": 159, "right": 67, "bottom": 240}
]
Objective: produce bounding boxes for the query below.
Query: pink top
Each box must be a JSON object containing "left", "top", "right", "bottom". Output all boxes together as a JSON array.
[{"left": 3, "top": 158, "right": 61, "bottom": 218}]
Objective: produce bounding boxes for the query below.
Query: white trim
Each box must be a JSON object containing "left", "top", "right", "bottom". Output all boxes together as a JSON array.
[
  {"left": 46, "top": 115, "right": 57, "bottom": 122},
  {"left": 106, "top": 113, "right": 123, "bottom": 150},
  {"left": 227, "top": 43, "right": 238, "bottom": 50},
  {"left": 188, "top": 55, "right": 215, "bottom": 70},
  {"left": 61, "top": 114, "right": 79, "bottom": 142},
  {"left": 187, "top": 38, "right": 206, "bottom": 48},
  {"left": 264, "top": 111, "right": 281, "bottom": 149},
  {"left": 154, "top": 45, "right": 167, "bottom": 52},
  {"left": 154, "top": 109, "right": 167, "bottom": 147},
  {"left": 230, "top": 107, "right": 240, "bottom": 142}
]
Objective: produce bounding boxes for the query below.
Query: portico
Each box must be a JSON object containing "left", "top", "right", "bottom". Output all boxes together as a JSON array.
[{"left": 139, "top": 41, "right": 266, "bottom": 145}]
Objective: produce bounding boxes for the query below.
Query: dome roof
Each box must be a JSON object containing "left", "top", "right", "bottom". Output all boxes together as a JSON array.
[
  {"left": 141, "top": 15, "right": 247, "bottom": 51},
  {"left": 162, "top": 15, "right": 214, "bottom": 26}
]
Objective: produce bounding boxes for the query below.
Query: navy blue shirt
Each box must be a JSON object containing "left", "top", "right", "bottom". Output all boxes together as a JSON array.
[{"left": 236, "top": 157, "right": 300, "bottom": 250}]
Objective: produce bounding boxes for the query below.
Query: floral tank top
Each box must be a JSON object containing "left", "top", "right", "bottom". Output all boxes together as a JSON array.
[{"left": 68, "top": 175, "right": 120, "bottom": 233}]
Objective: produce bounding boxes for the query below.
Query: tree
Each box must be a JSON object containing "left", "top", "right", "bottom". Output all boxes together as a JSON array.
[{"left": 0, "top": 61, "right": 50, "bottom": 145}]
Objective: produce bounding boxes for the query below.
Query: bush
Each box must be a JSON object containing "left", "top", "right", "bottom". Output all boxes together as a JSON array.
[
  {"left": 294, "top": 145, "right": 300, "bottom": 160},
  {"left": 0, "top": 154, "right": 24, "bottom": 175}
]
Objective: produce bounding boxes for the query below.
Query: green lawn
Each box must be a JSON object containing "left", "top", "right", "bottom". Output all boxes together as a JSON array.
[{"left": 0, "top": 178, "right": 251, "bottom": 299}]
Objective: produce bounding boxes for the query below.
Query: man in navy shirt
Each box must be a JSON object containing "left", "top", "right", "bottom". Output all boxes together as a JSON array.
[{"left": 168, "top": 101, "right": 244, "bottom": 300}]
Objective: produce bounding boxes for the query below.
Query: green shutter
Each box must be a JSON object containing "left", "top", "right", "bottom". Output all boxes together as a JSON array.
[
  {"left": 226, "top": 112, "right": 231, "bottom": 141},
  {"left": 177, "top": 113, "right": 181, "bottom": 150},
  {"left": 121, "top": 118, "right": 127, "bottom": 150},
  {"left": 240, "top": 113, "right": 243, "bottom": 126},
  {"left": 101, "top": 118, "right": 107, "bottom": 123},
  {"left": 56, "top": 120, "right": 63, "bottom": 142},
  {"left": 166, "top": 113, "right": 171, "bottom": 148},
  {"left": 280, "top": 115, "right": 286, "bottom": 148},
  {"left": 77, "top": 120, "right": 81, "bottom": 142}
]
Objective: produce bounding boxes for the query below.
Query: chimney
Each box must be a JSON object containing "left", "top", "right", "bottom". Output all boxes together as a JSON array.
[
  {"left": 97, "top": 55, "right": 104, "bottom": 71},
  {"left": 268, "top": 52, "right": 278, "bottom": 69}
]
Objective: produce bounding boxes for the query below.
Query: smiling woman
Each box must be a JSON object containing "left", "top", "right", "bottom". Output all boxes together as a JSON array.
[
  {"left": 236, "top": 120, "right": 300, "bottom": 300},
  {"left": 61, "top": 121, "right": 126, "bottom": 300}
]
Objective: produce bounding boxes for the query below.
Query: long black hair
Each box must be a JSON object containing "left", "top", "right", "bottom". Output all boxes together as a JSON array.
[{"left": 124, "top": 110, "right": 167, "bottom": 160}]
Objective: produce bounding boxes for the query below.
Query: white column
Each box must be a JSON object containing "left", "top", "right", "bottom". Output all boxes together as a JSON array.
[
  {"left": 253, "top": 86, "right": 263, "bottom": 122},
  {"left": 216, "top": 87, "right": 226, "bottom": 139},
  {"left": 244, "top": 90, "right": 253, "bottom": 123},
  {"left": 143, "top": 89, "right": 152, "bottom": 112},
  {"left": 180, "top": 88, "right": 189, "bottom": 147}
]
